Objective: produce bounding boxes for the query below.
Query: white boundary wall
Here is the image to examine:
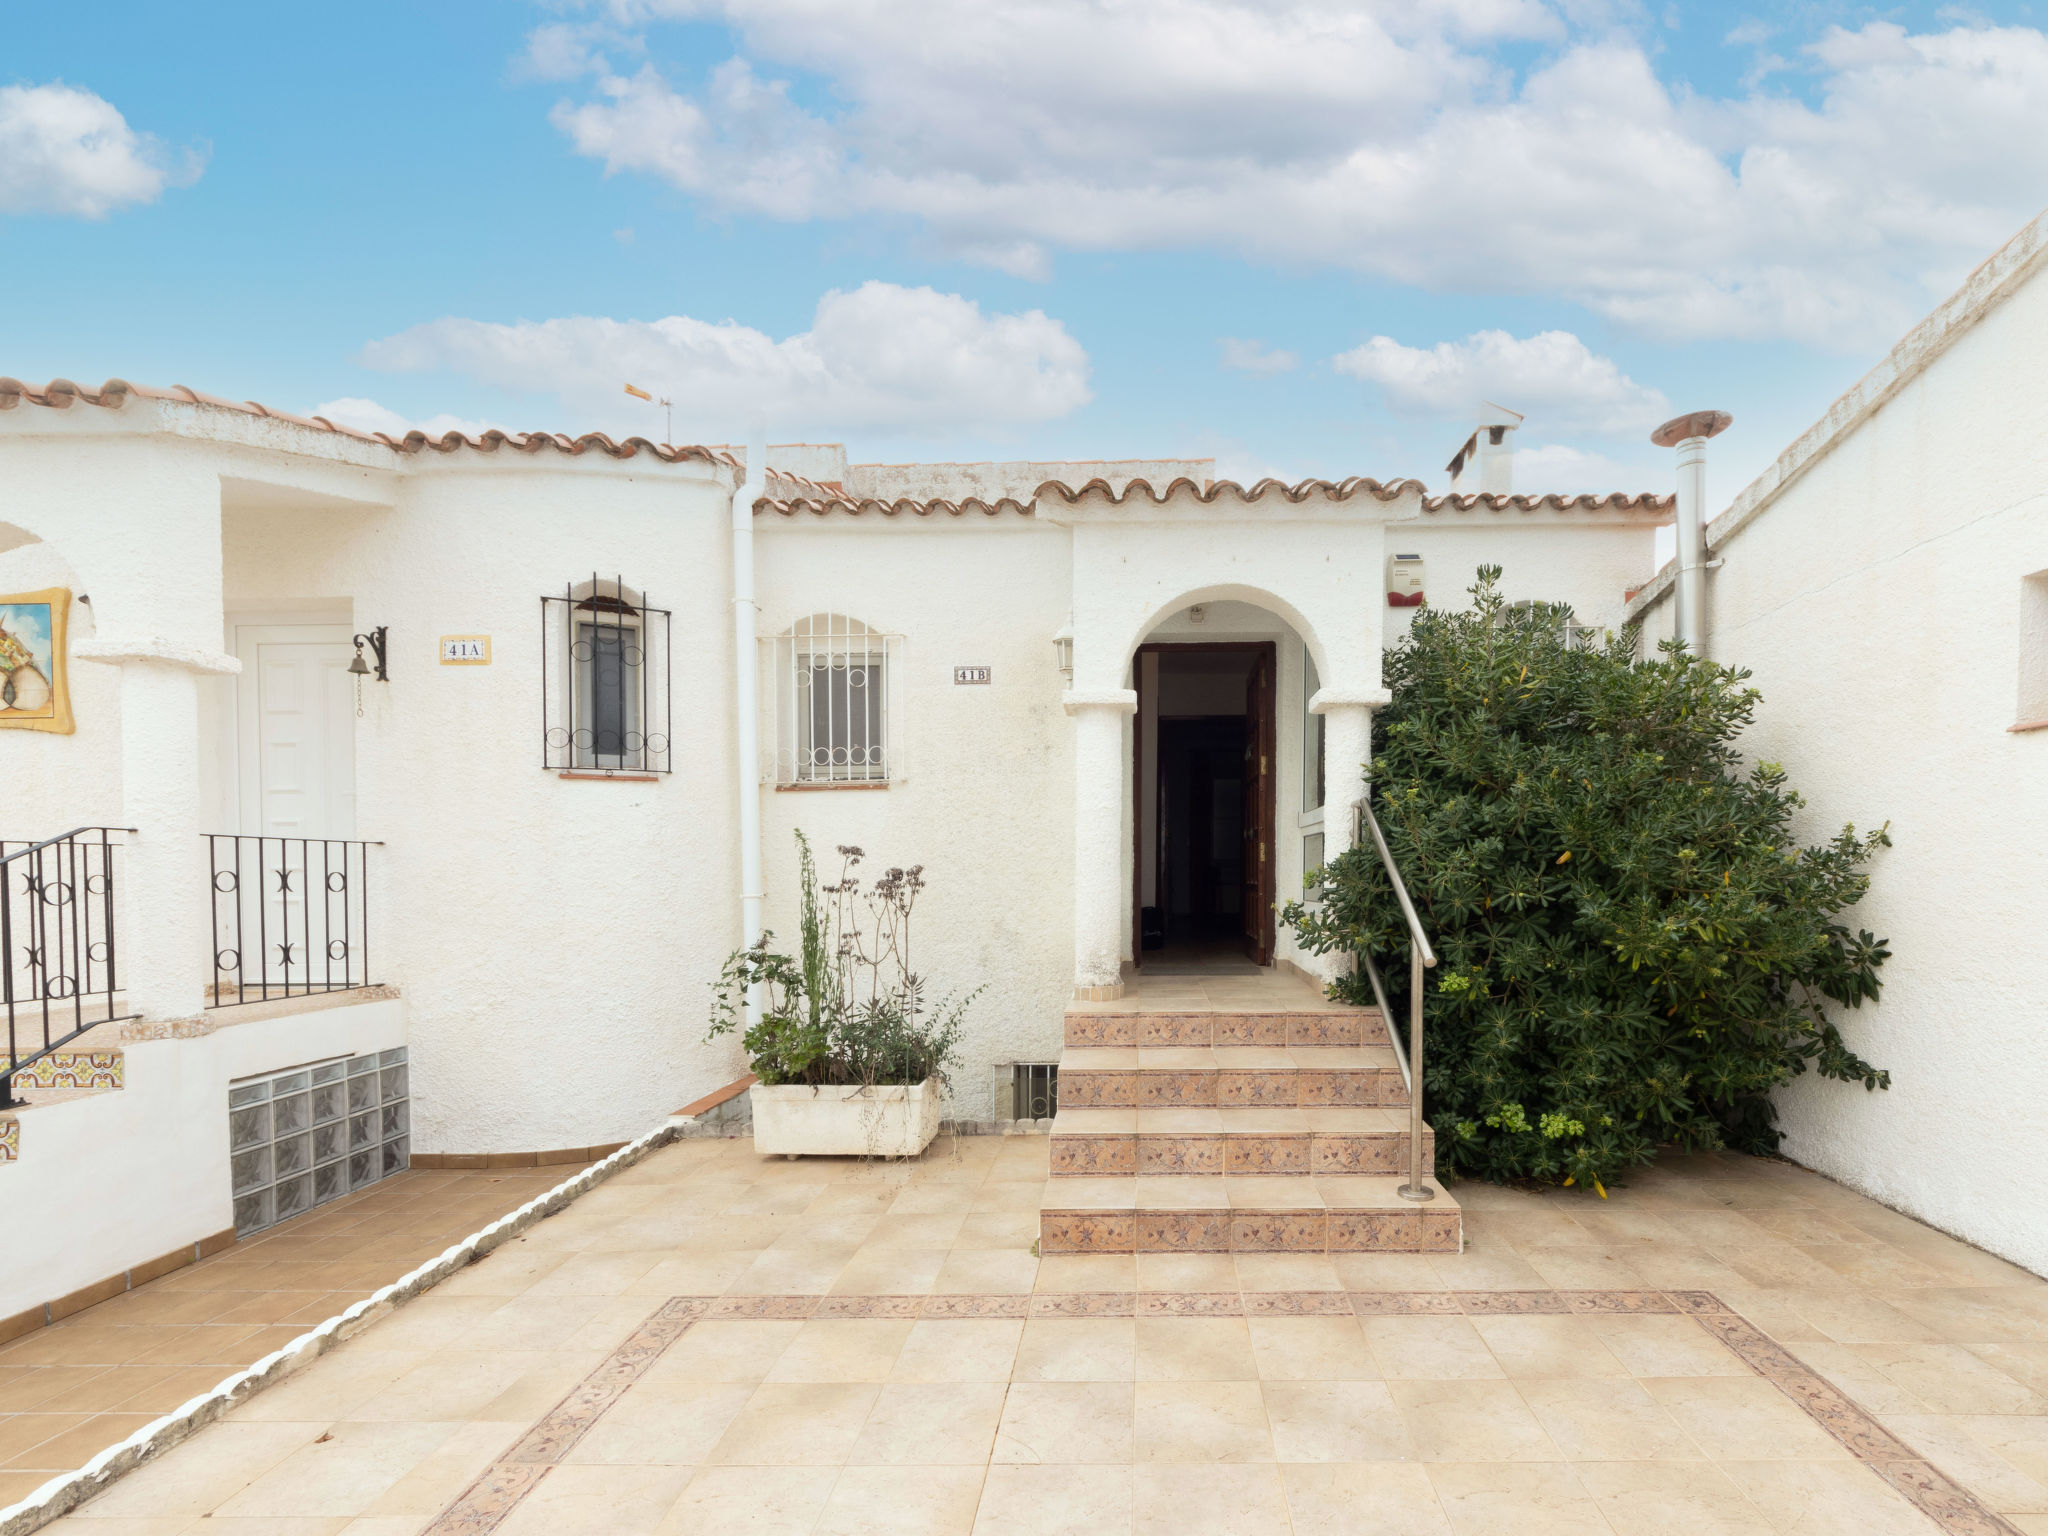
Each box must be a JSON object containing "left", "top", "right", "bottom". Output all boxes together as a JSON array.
[{"left": 1, "top": 996, "right": 406, "bottom": 1320}]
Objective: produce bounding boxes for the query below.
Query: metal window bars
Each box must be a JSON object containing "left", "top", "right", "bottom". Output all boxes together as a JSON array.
[
  {"left": 208, "top": 836, "right": 381, "bottom": 1006},
  {"left": 1352, "top": 796, "right": 1439, "bottom": 1203},
  {"left": 769, "top": 613, "right": 901, "bottom": 784},
  {"left": 1, "top": 827, "right": 135, "bottom": 1108},
  {"left": 542, "top": 575, "right": 674, "bottom": 774},
  {"left": 1011, "top": 1062, "right": 1059, "bottom": 1122}
]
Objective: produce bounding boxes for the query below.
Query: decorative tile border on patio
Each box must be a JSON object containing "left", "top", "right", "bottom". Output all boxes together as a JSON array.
[
  {"left": 421, "top": 1296, "right": 710, "bottom": 1536},
  {"left": 408, "top": 1288, "right": 2023, "bottom": 1536}
]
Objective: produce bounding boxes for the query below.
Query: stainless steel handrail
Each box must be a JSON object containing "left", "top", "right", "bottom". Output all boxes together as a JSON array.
[{"left": 1356, "top": 797, "right": 1438, "bottom": 1202}]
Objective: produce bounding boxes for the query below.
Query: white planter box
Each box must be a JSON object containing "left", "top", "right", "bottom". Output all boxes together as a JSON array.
[{"left": 749, "top": 1080, "right": 942, "bottom": 1158}]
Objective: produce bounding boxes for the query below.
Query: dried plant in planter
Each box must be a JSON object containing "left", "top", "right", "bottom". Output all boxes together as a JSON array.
[{"left": 708, "top": 832, "right": 976, "bottom": 1096}]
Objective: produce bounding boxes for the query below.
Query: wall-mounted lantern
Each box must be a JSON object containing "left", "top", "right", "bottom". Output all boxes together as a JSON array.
[{"left": 1052, "top": 620, "right": 1074, "bottom": 683}]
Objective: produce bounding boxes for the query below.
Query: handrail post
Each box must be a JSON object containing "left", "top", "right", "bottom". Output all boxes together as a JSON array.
[{"left": 1398, "top": 941, "right": 1435, "bottom": 1202}]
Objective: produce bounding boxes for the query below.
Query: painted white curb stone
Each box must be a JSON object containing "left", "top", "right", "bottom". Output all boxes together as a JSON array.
[{"left": 0, "top": 1122, "right": 680, "bottom": 1536}]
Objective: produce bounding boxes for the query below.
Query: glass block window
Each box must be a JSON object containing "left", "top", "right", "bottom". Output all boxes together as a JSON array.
[{"left": 230, "top": 1047, "right": 408, "bottom": 1237}]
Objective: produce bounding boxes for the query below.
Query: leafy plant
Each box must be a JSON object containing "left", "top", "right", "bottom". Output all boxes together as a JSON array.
[
  {"left": 709, "top": 832, "right": 975, "bottom": 1091},
  {"left": 1283, "top": 568, "right": 1891, "bottom": 1189}
]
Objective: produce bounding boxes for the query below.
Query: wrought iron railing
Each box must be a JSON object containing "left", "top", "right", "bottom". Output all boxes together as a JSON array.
[
  {"left": 208, "top": 836, "right": 382, "bottom": 1005},
  {"left": 2, "top": 827, "right": 135, "bottom": 1108}
]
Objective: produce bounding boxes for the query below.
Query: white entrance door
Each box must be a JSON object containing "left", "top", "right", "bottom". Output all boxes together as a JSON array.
[{"left": 235, "top": 625, "right": 357, "bottom": 839}]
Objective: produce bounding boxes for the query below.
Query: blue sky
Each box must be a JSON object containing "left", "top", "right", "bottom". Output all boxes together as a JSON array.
[{"left": 6, "top": 1, "right": 2048, "bottom": 501}]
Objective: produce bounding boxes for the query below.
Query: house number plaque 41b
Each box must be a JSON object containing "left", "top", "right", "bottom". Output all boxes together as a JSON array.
[{"left": 954, "top": 666, "right": 991, "bottom": 685}]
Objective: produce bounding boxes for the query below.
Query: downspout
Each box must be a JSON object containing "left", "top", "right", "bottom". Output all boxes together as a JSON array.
[
  {"left": 1650, "top": 410, "right": 1732, "bottom": 658},
  {"left": 732, "top": 433, "right": 767, "bottom": 1023}
]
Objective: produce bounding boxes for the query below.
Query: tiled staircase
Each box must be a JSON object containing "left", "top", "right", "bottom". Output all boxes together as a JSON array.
[
  {"left": 0, "top": 1048, "right": 125, "bottom": 1163},
  {"left": 1038, "top": 1002, "right": 1461, "bottom": 1254}
]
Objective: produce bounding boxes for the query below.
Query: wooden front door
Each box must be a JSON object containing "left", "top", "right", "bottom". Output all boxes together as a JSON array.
[{"left": 1241, "top": 645, "right": 1276, "bottom": 964}]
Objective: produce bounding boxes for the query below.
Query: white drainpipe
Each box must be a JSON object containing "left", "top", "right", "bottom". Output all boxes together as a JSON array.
[
  {"left": 1650, "top": 410, "right": 1732, "bottom": 658},
  {"left": 732, "top": 434, "right": 767, "bottom": 1021}
]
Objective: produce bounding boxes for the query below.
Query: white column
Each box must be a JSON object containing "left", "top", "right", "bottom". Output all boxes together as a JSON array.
[
  {"left": 87, "top": 649, "right": 234, "bottom": 1021},
  {"left": 1310, "top": 689, "right": 1388, "bottom": 866},
  {"left": 1066, "top": 688, "right": 1137, "bottom": 998}
]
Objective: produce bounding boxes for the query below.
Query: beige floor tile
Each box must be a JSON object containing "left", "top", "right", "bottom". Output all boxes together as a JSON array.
[
  {"left": 1233, "top": 1255, "right": 1346, "bottom": 1293},
  {"left": 1514, "top": 1379, "right": 1702, "bottom": 1461},
  {"left": 954, "top": 1212, "right": 1042, "bottom": 1250},
  {"left": 646, "top": 1320, "right": 801, "bottom": 1383},
  {"left": 829, "top": 1248, "right": 949, "bottom": 1296},
  {"left": 1032, "top": 1256, "right": 1138, "bottom": 1294},
  {"left": 1876, "top": 1413, "right": 2048, "bottom": 1512},
  {"left": 891, "top": 1320, "right": 1024, "bottom": 1383},
  {"left": 1264, "top": 1381, "right": 1413, "bottom": 1462},
  {"left": 1957, "top": 1412, "right": 2048, "bottom": 1483},
  {"left": 215, "top": 1421, "right": 458, "bottom": 1519},
  {"left": 992, "top": 1382, "right": 1134, "bottom": 1464},
  {"left": 345, "top": 1349, "right": 597, "bottom": 1424},
  {"left": 653, "top": 1464, "right": 838, "bottom": 1535},
  {"left": 1133, "top": 1462, "right": 1292, "bottom": 1535},
  {"left": 863, "top": 1213, "right": 972, "bottom": 1250},
  {"left": 1781, "top": 1342, "right": 1928, "bottom": 1414},
  {"left": 1425, "top": 1461, "right": 1611, "bottom": 1536},
  {"left": 1583, "top": 1316, "right": 1749, "bottom": 1378},
  {"left": 1136, "top": 1319, "right": 1260, "bottom": 1381},
  {"left": 1247, "top": 1317, "right": 1378, "bottom": 1381},
  {"left": 1715, "top": 1460, "right": 1943, "bottom": 1536},
  {"left": 1013, "top": 1319, "right": 1135, "bottom": 1382},
  {"left": 621, "top": 1252, "right": 757, "bottom": 1296},
  {"left": 1512, "top": 1247, "right": 1650, "bottom": 1291},
  {"left": 1639, "top": 1377, "right": 1852, "bottom": 1462},
  {"left": 972, "top": 1463, "right": 1132, "bottom": 1535},
  {"left": 850, "top": 1381, "right": 1008, "bottom": 1464},
  {"left": 1854, "top": 1340, "right": 2047, "bottom": 1413},
  {"left": 1282, "top": 1461, "right": 1454, "bottom": 1535},
  {"left": 68, "top": 1421, "right": 329, "bottom": 1520},
  {"left": 812, "top": 1463, "right": 987, "bottom": 1536},
  {"left": 726, "top": 1245, "right": 856, "bottom": 1295},
  {"left": 1574, "top": 1460, "right": 1775, "bottom": 1536},
  {"left": 705, "top": 1381, "right": 881, "bottom": 1465},
  {"left": 1134, "top": 1380, "right": 1275, "bottom": 1463},
  {"left": 930, "top": 1250, "right": 1040, "bottom": 1296},
  {"left": 1390, "top": 1380, "right": 1561, "bottom": 1463},
  {"left": 1472, "top": 1316, "right": 1628, "bottom": 1380},
  {"left": 492, "top": 1462, "right": 693, "bottom": 1536},
  {"left": 353, "top": 1420, "right": 514, "bottom": 1518},
  {"left": 1135, "top": 1254, "right": 1240, "bottom": 1292},
  {"left": 558, "top": 1380, "right": 754, "bottom": 1465},
  {"left": 1333, "top": 1254, "right": 1449, "bottom": 1293},
  {"left": 764, "top": 1319, "right": 914, "bottom": 1383},
  {"left": 1364, "top": 1317, "right": 1505, "bottom": 1381}
]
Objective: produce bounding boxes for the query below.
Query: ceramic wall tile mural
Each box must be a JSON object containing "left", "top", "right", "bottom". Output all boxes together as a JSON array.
[{"left": 0, "top": 588, "right": 72, "bottom": 734}]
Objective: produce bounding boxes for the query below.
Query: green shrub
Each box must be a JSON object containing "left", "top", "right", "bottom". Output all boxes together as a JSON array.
[
  {"left": 708, "top": 832, "right": 974, "bottom": 1090},
  {"left": 1283, "top": 569, "right": 1891, "bottom": 1189}
]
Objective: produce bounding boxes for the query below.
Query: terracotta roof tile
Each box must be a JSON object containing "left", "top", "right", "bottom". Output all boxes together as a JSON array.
[
  {"left": 1420, "top": 490, "right": 1673, "bottom": 514},
  {"left": 0, "top": 377, "right": 735, "bottom": 467}
]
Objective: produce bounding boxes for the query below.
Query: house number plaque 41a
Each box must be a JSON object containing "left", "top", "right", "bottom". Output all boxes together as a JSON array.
[{"left": 440, "top": 635, "right": 491, "bottom": 665}]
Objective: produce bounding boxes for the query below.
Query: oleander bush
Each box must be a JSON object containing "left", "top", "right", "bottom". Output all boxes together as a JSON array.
[
  {"left": 1282, "top": 568, "right": 1891, "bottom": 1190},
  {"left": 708, "top": 831, "right": 973, "bottom": 1091}
]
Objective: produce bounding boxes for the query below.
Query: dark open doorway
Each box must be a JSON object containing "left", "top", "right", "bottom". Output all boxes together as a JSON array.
[{"left": 1134, "top": 642, "right": 1277, "bottom": 969}]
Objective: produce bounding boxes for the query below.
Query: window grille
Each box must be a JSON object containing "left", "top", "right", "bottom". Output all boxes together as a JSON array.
[
  {"left": 542, "top": 576, "right": 673, "bottom": 773},
  {"left": 1011, "top": 1062, "right": 1059, "bottom": 1121},
  {"left": 767, "top": 613, "right": 903, "bottom": 784},
  {"left": 228, "top": 1048, "right": 408, "bottom": 1236}
]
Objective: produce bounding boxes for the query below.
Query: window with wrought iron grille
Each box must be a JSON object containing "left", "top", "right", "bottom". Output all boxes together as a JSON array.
[
  {"left": 542, "top": 576, "right": 673, "bottom": 773},
  {"left": 767, "top": 613, "right": 904, "bottom": 784}
]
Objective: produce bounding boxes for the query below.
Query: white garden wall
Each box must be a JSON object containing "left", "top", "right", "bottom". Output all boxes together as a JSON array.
[
  {"left": 0, "top": 996, "right": 405, "bottom": 1321},
  {"left": 1633, "top": 237, "right": 2048, "bottom": 1276}
]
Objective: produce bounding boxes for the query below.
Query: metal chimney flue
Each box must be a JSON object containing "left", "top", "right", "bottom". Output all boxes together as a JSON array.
[{"left": 1650, "top": 410, "right": 1732, "bottom": 659}]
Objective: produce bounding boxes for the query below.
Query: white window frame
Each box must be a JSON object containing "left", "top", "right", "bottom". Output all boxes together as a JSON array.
[{"left": 767, "top": 613, "right": 906, "bottom": 785}]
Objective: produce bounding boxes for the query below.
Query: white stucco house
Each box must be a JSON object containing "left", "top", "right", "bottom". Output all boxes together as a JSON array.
[
  {"left": 0, "top": 374, "right": 1671, "bottom": 1319},
  {"left": 10, "top": 198, "right": 2048, "bottom": 1328}
]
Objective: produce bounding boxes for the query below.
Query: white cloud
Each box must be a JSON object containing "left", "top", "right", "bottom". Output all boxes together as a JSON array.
[
  {"left": 355, "top": 281, "right": 1091, "bottom": 436},
  {"left": 0, "top": 82, "right": 201, "bottom": 218},
  {"left": 1510, "top": 442, "right": 1659, "bottom": 494},
  {"left": 310, "top": 398, "right": 501, "bottom": 440},
  {"left": 1220, "top": 338, "right": 1299, "bottom": 376},
  {"left": 538, "top": 6, "right": 2048, "bottom": 347},
  {"left": 1334, "top": 329, "right": 1668, "bottom": 435}
]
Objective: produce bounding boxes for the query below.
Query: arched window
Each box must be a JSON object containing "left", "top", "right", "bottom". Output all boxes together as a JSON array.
[
  {"left": 542, "top": 576, "right": 673, "bottom": 774},
  {"left": 770, "top": 613, "right": 902, "bottom": 784}
]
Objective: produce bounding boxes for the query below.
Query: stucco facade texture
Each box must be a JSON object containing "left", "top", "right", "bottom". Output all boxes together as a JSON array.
[{"left": 1632, "top": 240, "right": 2048, "bottom": 1276}]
